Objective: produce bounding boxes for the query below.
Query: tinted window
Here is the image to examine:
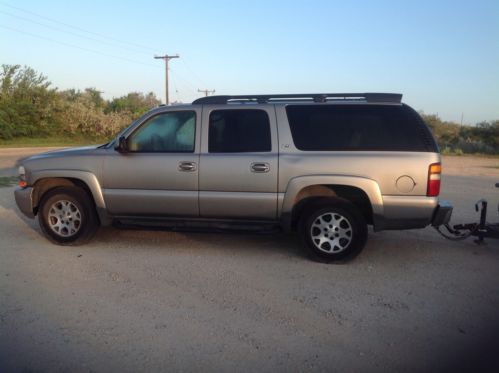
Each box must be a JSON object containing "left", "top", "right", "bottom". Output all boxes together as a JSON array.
[
  {"left": 209, "top": 109, "right": 271, "bottom": 153},
  {"left": 129, "top": 111, "right": 195, "bottom": 152},
  {"left": 286, "top": 105, "right": 435, "bottom": 151}
]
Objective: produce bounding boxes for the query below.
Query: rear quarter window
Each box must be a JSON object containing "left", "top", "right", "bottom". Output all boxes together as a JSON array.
[{"left": 286, "top": 104, "right": 437, "bottom": 152}]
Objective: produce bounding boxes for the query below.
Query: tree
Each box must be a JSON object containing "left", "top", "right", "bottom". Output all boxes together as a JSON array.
[
  {"left": 473, "top": 121, "right": 499, "bottom": 149},
  {"left": 84, "top": 88, "right": 105, "bottom": 108},
  {"left": 0, "top": 64, "right": 59, "bottom": 139},
  {"left": 420, "top": 113, "right": 460, "bottom": 147},
  {"left": 106, "top": 92, "right": 160, "bottom": 116},
  {"left": 3, "top": 64, "right": 493, "bottom": 153}
]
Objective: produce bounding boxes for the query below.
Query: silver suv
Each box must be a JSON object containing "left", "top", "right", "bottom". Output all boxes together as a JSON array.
[{"left": 14, "top": 93, "right": 452, "bottom": 261}]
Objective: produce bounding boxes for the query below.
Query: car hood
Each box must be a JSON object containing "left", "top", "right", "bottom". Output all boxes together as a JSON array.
[{"left": 25, "top": 145, "right": 100, "bottom": 160}]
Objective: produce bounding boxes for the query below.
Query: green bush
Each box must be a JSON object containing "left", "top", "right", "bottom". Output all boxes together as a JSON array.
[
  {"left": 0, "top": 64, "right": 160, "bottom": 141},
  {"left": 420, "top": 113, "right": 498, "bottom": 155},
  {"left": 0, "top": 64, "right": 497, "bottom": 155}
]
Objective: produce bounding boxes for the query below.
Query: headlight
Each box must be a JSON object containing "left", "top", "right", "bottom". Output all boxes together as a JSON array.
[
  {"left": 18, "top": 166, "right": 27, "bottom": 187},
  {"left": 18, "top": 166, "right": 26, "bottom": 180}
]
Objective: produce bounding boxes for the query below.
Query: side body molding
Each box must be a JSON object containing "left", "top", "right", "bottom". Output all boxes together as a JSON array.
[{"left": 281, "top": 175, "right": 384, "bottom": 230}]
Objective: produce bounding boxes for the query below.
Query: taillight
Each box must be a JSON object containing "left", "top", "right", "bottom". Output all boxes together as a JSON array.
[{"left": 427, "top": 163, "right": 441, "bottom": 196}]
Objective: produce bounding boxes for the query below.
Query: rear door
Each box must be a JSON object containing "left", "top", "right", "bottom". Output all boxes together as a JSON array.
[{"left": 199, "top": 106, "right": 278, "bottom": 220}]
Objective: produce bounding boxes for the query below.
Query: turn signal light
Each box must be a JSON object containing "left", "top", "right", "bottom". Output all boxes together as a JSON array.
[{"left": 427, "top": 162, "right": 441, "bottom": 197}]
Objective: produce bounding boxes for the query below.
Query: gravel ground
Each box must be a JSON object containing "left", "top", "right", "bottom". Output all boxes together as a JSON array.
[{"left": 0, "top": 148, "right": 498, "bottom": 372}]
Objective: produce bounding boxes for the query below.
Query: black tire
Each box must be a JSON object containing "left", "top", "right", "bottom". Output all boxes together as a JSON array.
[
  {"left": 38, "top": 186, "right": 98, "bottom": 245},
  {"left": 299, "top": 199, "right": 367, "bottom": 262}
]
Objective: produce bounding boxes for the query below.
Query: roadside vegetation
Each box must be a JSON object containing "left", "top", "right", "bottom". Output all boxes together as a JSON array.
[
  {"left": 0, "top": 64, "right": 159, "bottom": 146},
  {"left": 1, "top": 64, "right": 498, "bottom": 154},
  {"left": 422, "top": 114, "right": 498, "bottom": 155},
  {"left": 0, "top": 176, "right": 18, "bottom": 187}
]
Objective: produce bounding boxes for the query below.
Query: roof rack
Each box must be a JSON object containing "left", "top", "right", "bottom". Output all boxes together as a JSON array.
[{"left": 192, "top": 93, "right": 402, "bottom": 105}]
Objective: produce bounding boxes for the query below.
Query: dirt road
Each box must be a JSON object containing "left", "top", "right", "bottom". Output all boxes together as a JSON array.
[{"left": 1, "top": 148, "right": 498, "bottom": 372}]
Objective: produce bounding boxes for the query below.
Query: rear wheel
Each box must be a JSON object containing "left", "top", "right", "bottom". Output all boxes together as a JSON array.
[
  {"left": 38, "top": 187, "right": 98, "bottom": 245},
  {"left": 299, "top": 200, "right": 367, "bottom": 262}
]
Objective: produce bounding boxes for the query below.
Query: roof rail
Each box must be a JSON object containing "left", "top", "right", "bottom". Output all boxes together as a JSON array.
[{"left": 192, "top": 93, "right": 402, "bottom": 105}]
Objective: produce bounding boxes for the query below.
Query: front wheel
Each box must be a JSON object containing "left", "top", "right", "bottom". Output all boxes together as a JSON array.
[
  {"left": 38, "top": 187, "right": 98, "bottom": 245},
  {"left": 299, "top": 201, "right": 367, "bottom": 262}
]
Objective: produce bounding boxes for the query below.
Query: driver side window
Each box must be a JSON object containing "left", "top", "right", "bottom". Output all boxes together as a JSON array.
[{"left": 129, "top": 111, "right": 196, "bottom": 152}]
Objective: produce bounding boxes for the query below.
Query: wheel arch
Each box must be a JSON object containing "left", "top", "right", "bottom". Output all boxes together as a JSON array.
[
  {"left": 30, "top": 171, "right": 108, "bottom": 224},
  {"left": 281, "top": 175, "right": 384, "bottom": 231}
]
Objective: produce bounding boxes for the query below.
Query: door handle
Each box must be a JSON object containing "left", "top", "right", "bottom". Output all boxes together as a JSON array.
[
  {"left": 178, "top": 161, "right": 197, "bottom": 172},
  {"left": 251, "top": 162, "right": 270, "bottom": 173}
]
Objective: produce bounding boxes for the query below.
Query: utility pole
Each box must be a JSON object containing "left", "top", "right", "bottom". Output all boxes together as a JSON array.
[
  {"left": 198, "top": 89, "right": 216, "bottom": 97},
  {"left": 154, "top": 53, "right": 179, "bottom": 105}
]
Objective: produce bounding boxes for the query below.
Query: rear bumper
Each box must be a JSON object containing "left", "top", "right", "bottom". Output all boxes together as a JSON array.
[
  {"left": 375, "top": 195, "right": 439, "bottom": 230},
  {"left": 14, "top": 187, "right": 35, "bottom": 219},
  {"left": 431, "top": 200, "right": 453, "bottom": 227},
  {"left": 375, "top": 197, "right": 453, "bottom": 230}
]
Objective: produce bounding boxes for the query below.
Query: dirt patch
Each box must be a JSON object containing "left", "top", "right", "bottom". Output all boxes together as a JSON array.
[
  {"left": 1, "top": 148, "right": 498, "bottom": 372},
  {"left": 442, "top": 155, "right": 499, "bottom": 178}
]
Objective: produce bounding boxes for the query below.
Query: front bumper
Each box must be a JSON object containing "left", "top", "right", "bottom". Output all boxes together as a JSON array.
[
  {"left": 431, "top": 200, "right": 453, "bottom": 227},
  {"left": 14, "top": 187, "right": 35, "bottom": 219}
]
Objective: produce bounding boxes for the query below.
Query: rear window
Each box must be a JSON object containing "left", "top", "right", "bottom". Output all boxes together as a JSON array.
[{"left": 286, "top": 104, "right": 436, "bottom": 152}]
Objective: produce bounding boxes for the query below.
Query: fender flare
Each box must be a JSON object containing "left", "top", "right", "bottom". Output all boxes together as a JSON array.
[
  {"left": 31, "top": 170, "right": 106, "bottom": 210},
  {"left": 281, "top": 175, "right": 384, "bottom": 230}
]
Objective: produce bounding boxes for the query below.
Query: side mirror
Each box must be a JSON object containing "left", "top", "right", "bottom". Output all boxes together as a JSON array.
[{"left": 115, "top": 136, "right": 129, "bottom": 153}]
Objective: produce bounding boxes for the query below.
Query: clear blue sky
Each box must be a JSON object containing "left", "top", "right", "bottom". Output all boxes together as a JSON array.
[{"left": 1, "top": 0, "right": 498, "bottom": 124}]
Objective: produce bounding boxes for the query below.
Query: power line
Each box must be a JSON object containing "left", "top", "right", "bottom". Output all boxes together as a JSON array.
[
  {"left": 0, "top": 2, "right": 211, "bottom": 96},
  {"left": 1, "top": 24, "right": 202, "bottom": 101},
  {"left": 154, "top": 54, "right": 179, "bottom": 105},
  {"left": 0, "top": 24, "right": 161, "bottom": 69},
  {"left": 182, "top": 59, "right": 208, "bottom": 87},
  {"left": 169, "top": 68, "right": 198, "bottom": 92},
  {"left": 0, "top": 1, "right": 157, "bottom": 53},
  {"left": 172, "top": 79, "right": 180, "bottom": 103},
  {"left": 197, "top": 89, "right": 216, "bottom": 97},
  {"left": 0, "top": 10, "right": 150, "bottom": 56}
]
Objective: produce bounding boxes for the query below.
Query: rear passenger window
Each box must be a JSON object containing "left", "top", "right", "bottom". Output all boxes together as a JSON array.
[
  {"left": 286, "top": 105, "right": 432, "bottom": 151},
  {"left": 209, "top": 109, "right": 271, "bottom": 153}
]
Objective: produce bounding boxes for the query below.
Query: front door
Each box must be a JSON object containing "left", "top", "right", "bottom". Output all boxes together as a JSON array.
[
  {"left": 199, "top": 106, "right": 278, "bottom": 220},
  {"left": 102, "top": 109, "right": 200, "bottom": 217}
]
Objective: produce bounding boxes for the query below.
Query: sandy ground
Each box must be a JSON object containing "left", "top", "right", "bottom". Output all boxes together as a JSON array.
[
  {"left": 1, "top": 148, "right": 498, "bottom": 372},
  {"left": 443, "top": 155, "right": 499, "bottom": 178}
]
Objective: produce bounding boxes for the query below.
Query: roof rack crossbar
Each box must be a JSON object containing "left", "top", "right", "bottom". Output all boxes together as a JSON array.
[{"left": 192, "top": 93, "right": 402, "bottom": 105}]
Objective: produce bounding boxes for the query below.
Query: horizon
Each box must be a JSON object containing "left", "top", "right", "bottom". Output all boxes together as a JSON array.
[{"left": 1, "top": 0, "right": 498, "bottom": 124}]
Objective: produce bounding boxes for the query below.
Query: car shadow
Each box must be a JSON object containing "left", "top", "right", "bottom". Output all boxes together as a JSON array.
[
  {"left": 91, "top": 224, "right": 445, "bottom": 264},
  {"left": 93, "top": 224, "right": 308, "bottom": 260},
  {"left": 1, "top": 163, "right": 474, "bottom": 264},
  {"left": 0, "top": 162, "right": 305, "bottom": 260}
]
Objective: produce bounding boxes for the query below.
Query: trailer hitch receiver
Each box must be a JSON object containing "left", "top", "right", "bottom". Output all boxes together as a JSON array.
[{"left": 434, "top": 182, "right": 499, "bottom": 244}]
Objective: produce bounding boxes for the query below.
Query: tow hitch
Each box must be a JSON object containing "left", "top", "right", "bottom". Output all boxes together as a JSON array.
[{"left": 434, "top": 183, "right": 499, "bottom": 244}]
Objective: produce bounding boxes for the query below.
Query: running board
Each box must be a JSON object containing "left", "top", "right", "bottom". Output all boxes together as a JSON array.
[{"left": 113, "top": 217, "right": 282, "bottom": 234}]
